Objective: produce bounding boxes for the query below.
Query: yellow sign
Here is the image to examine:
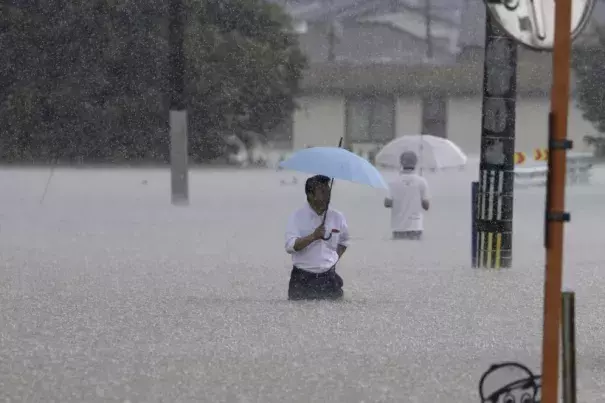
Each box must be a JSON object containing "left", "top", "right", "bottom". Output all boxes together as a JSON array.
[
  {"left": 514, "top": 148, "right": 550, "bottom": 164},
  {"left": 514, "top": 152, "right": 526, "bottom": 164},
  {"left": 534, "top": 148, "right": 549, "bottom": 161}
]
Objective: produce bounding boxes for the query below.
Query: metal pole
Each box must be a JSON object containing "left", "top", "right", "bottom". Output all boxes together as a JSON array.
[
  {"left": 471, "top": 181, "right": 479, "bottom": 267},
  {"left": 328, "top": 22, "right": 336, "bottom": 62},
  {"left": 475, "top": 13, "right": 517, "bottom": 269},
  {"left": 561, "top": 291, "right": 577, "bottom": 403},
  {"left": 169, "top": 0, "right": 189, "bottom": 205},
  {"left": 541, "top": 0, "right": 573, "bottom": 400}
]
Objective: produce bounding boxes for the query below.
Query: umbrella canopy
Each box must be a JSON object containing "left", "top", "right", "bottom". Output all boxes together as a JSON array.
[
  {"left": 375, "top": 134, "right": 468, "bottom": 170},
  {"left": 278, "top": 146, "right": 388, "bottom": 190}
]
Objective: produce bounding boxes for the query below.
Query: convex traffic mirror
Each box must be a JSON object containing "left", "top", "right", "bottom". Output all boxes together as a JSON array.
[{"left": 484, "top": 0, "right": 596, "bottom": 50}]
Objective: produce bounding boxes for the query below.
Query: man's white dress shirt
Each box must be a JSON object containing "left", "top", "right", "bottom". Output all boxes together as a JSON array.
[
  {"left": 388, "top": 172, "right": 430, "bottom": 232},
  {"left": 285, "top": 203, "right": 350, "bottom": 274}
]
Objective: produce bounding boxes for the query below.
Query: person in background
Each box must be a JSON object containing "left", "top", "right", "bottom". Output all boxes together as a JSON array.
[
  {"left": 384, "top": 151, "right": 430, "bottom": 240},
  {"left": 284, "top": 175, "right": 350, "bottom": 300}
]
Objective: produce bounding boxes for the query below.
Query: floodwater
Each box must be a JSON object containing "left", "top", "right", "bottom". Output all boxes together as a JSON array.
[{"left": 1, "top": 164, "right": 604, "bottom": 402}]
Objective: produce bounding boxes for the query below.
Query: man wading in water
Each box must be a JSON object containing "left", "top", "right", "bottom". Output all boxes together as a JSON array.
[
  {"left": 284, "top": 175, "right": 350, "bottom": 300},
  {"left": 384, "top": 151, "right": 430, "bottom": 240}
]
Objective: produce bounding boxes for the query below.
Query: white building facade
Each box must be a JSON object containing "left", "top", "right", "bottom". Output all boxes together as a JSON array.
[{"left": 291, "top": 94, "right": 594, "bottom": 157}]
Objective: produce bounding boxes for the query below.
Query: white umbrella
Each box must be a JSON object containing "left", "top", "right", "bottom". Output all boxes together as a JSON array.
[{"left": 375, "top": 134, "right": 468, "bottom": 170}]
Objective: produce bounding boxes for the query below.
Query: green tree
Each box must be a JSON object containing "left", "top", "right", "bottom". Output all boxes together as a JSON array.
[
  {"left": 0, "top": 0, "right": 306, "bottom": 163},
  {"left": 187, "top": 0, "right": 306, "bottom": 161},
  {"left": 186, "top": 0, "right": 306, "bottom": 163},
  {"left": 572, "top": 26, "right": 605, "bottom": 157},
  {"left": 1, "top": 0, "right": 171, "bottom": 162}
]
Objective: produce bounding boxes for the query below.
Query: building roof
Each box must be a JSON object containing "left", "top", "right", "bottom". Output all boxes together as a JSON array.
[
  {"left": 276, "top": 0, "right": 605, "bottom": 49},
  {"left": 296, "top": 18, "right": 458, "bottom": 64},
  {"left": 277, "top": 0, "right": 604, "bottom": 94},
  {"left": 300, "top": 48, "right": 556, "bottom": 95},
  {"left": 271, "top": 0, "right": 462, "bottom": 25}
]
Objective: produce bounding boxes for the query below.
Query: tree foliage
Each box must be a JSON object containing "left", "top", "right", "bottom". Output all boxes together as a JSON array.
[
  {"left": 0, "top": 0, "right": 306, "bottom": 163},
  {"left": 572, "top": 27, "right": 605, "bottom": 157}
]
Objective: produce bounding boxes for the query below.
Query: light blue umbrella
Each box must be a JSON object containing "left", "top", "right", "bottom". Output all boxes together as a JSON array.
[
  {"left": 278, "top": 146, "right": 389, "bottom": 189},
  {"left": 279, "top": 145, "right": 388, "bottom": 240}
]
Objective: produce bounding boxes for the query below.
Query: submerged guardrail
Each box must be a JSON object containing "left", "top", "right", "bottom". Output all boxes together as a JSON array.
[{"left": 514, "top": 152, "right": 594, "bottom": 187}]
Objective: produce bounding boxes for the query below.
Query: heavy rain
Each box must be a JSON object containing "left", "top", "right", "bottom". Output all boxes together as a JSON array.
[{"left": 2, "top": 0, "right": 605, "bottom": 402}]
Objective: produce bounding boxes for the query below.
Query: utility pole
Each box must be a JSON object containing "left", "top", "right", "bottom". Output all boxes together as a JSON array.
[
  {"left": 473, "top": 13, "right": 517, "bottom": 269},
  {"left": 328, "top": 22, "right": 336, "bottom": 62},
  {"left": 169, "top": 0, "right": 188, "bottom": 205},
  {"left": 425, "top": 0, "right": 432, "bottom": 59},
  {"left": 420, "top": 0, "right": 448, "bottom": 139},
  {"left": 541, "top": 0, "right": 574, "bottom": 400}
]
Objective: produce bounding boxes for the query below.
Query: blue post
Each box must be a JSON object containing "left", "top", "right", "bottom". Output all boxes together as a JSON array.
[{"left": 471, "top": 181, "right": 479, "bottom": 268}]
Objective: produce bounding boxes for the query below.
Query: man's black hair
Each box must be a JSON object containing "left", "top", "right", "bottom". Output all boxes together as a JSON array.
[{"left": 305, "top": 175, "right": 331, "bottom": 196}]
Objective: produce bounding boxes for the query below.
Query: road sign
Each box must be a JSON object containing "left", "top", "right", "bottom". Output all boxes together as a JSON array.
[
  {"left": 534, "top": 148, "right": 549, "bottom": 161},
  {"left": 483, "top": 0, "right": 595, "bottom": 50}
]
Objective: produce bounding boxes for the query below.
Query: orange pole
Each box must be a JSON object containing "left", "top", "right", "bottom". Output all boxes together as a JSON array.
[{"left": 541, "top": 0, "right": 573, "bottom": 401}]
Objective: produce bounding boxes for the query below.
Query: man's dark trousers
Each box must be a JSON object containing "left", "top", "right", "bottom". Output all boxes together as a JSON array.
[{"left": 288, "top": 266, "right": 344, "bottom": 300}]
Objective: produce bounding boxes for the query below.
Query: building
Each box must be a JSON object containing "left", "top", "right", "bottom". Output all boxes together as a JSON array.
[{"left": 273, "top": 0, "right": 605, "bottom": 157}]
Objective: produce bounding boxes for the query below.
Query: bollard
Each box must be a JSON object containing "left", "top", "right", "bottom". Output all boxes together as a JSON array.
[
  {"left": 561, "top": 291, "right": 577, "bottom": 403},
  {"left": 471, "top": 181, "right": 479, "bottom": 268}
]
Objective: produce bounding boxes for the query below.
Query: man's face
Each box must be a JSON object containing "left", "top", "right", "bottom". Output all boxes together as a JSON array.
[{"left": 310, "top": 182, "right": 330, "bottom": 207}]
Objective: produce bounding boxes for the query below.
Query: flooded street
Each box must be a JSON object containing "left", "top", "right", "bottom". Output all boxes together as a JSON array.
[{"left": 1, "top": 165, "right": 605, "bottom": 402}]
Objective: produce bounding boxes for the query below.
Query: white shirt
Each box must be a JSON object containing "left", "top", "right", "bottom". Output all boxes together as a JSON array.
[
  {"left": 284, "top": 203, "right": 351, "bottom": 273},
  {"left": 388, "top": 171, "right": 430, "bottom": 232}
]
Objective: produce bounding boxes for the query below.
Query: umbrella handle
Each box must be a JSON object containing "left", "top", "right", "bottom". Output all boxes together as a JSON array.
[{"left": 320, "top": 232, "right": 333, "bottom": 241}]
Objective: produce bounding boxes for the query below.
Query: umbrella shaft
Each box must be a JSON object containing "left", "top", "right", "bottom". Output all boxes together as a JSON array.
[{"left": 322, "top": 178, "right": 336, "bottom": 224}]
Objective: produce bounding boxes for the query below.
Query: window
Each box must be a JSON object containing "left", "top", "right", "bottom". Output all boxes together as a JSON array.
[{"left": 345, "top": 96, "right": 395, "bottom": 144}]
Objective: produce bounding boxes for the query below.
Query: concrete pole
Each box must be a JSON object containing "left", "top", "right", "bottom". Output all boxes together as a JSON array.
[{"left": 169, "top": 0, "right": 188, "bottom": 205}]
